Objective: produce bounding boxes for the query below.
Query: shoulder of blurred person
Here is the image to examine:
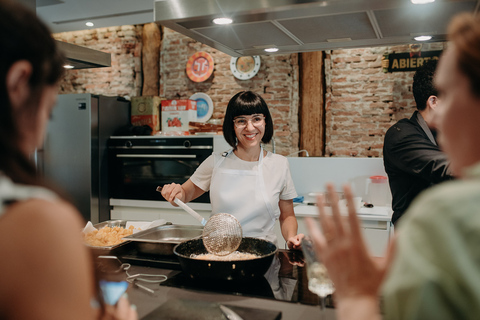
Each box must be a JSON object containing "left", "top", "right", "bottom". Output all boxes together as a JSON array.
[
  {"left": 0, "top": 196, "right": 95, "bottom": 319},
  {"left": 0, "top": 1, "right": 101, "bottom": 319},
  {"left": 382, "top": 162, "right": 480, "bottom": 318}
]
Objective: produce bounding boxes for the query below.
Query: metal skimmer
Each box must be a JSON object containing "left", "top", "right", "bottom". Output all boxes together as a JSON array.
[
  {"left": 156, "top": 186, "right": 243, "bottom": 255},
  {"left": 202, "top": 212, "right": 243, "bottom": 256}
]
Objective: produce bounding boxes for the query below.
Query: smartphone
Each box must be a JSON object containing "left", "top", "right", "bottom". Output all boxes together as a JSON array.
[
  {"left": 99, "top": 280, "right": 129, "bottom": 305},
  {"left": 96, "top": 256, "right": 129, "bottom": 305}
]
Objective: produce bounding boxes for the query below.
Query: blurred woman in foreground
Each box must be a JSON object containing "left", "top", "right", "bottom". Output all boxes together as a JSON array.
[
  {"left": 306, "top": 12, "right": 480, "bottom": 320},
  {"left": 0, "top": 0, "right": 136, "bottom": 319}
]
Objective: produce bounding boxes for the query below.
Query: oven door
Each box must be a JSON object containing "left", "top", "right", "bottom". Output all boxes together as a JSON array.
[{"left": 109, "top": 139, "right": 212, "bottom": 203}]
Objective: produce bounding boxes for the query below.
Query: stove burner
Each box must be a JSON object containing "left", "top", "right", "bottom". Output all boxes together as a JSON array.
[{"left": 161, "top": 271, "right": 275, "bottom": 299}]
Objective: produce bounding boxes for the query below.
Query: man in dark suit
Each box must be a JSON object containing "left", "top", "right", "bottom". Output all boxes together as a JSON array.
[{"left": 383, "top": 59, "right": 454, "bottom": 225}]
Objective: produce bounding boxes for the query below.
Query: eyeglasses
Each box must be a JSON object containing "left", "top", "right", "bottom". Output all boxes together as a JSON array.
[{"left": 233, "top": 114, "right": 265, "bottom": 129}]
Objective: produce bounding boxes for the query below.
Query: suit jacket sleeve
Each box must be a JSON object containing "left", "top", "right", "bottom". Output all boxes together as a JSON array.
[{"left": 383, "top": 122, "right": 453, "bottom": 183}]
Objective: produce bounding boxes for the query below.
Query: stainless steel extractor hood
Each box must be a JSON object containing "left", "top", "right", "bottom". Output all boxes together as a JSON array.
[
  {"left": 154, "top": 0, "right": 480, "bottom": 57},
  {"left": 17, "top": 0, "right": 112, "bottom": 69},
  {"left": 56, "top": 40, "right": 111, "bottom": 69}
]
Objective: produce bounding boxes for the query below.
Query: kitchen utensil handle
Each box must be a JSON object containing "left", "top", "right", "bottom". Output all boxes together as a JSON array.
[
  {"left": 174, "top": 198, "right": 207, "bottom": 226},
  {"left": 220, "top": 305, "right": 244, "bottom": 320}
]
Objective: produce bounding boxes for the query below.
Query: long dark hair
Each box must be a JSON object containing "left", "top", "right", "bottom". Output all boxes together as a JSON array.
[
  {"left": 0, "top": 0, "right": 65, "bottom": 186},
  {"left": 223, "top": 91, "right": 274, "bottom": 148}
]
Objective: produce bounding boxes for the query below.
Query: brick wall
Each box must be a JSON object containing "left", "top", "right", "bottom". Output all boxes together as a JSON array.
[
  {"left": 159, "top": 28, "right": 299, "bottom": 156},
  {"left": 325, "top": 42, "right": 446, "bottom": 157},
  {"left": 54, "top": 25, "right": 143, "bottom": 97},
  {"left": 54, "top": 26, "right": 445, "bottom": 157}
]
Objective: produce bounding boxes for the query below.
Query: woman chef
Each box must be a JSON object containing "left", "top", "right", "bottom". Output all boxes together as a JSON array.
[{"left": 161, "top": 91, "right": 304, "bottom": 249}]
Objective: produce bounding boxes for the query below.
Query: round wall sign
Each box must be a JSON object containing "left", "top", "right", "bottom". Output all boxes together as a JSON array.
[
  {"left": 230, "top": 56, "right": 261, "bottom": 80},
  {"left": 189, "top": 92, "right": 213, "bottom": 123},
  {"left": 186, "top": 52, "right": 214, "bottom": 82}
]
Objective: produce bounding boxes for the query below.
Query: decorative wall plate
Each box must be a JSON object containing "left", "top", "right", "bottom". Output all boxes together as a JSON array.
[
  {"left": 189, "top": 92, "right": 213, "bottom": 122},
  {"left": 186, "top": 52, "right": 214, "bottom": 82},
  {"left": 230, "top": 56, "right": 261, "bottom": 80}
]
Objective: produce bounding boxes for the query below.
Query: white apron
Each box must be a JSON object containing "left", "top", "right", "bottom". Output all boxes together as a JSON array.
[{"left": 209, "top": 147, "right": 278, "bottom": 244}]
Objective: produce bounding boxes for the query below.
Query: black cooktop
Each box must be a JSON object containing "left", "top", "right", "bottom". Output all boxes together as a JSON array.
[
  {"left": 161, "top": 271, "right": 277, "bottom": 299},
  {"left": 116, "top": 245, "right": 334, "bottom": 308}
]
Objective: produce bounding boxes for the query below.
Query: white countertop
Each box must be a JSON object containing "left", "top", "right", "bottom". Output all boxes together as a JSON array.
[{"left": 294, "top": 204, "right": 392, "bottom": 222}]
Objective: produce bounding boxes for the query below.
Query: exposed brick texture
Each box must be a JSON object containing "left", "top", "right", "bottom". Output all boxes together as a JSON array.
[
  {"left": 54, "top": 26, "right": 445, "bottom": 157},
  {"left": 159, "top": 28, "right": 299, "bottom": 156},
  {"left": 324, "top": 42, "right": 446, "bottom": 157},
  {"left": 54, "top": 25, "right": 143, "bottom": 98}
]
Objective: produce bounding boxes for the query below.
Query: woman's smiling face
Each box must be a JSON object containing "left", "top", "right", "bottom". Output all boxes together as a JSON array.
[{"left": 233, "top": 114, "right": 265, "bottom": 149}]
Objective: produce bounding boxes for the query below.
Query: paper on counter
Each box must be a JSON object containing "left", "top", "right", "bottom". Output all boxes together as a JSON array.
[
  {"left": 83, "top": 219, "right": 168, "bottom": 234},
  {"left": 357, "top": 206, "right": 391, "bottom": 216},
  {"left": 294, "top": 197, "right": 387, "bottom": 217},
  {"left": 82, "top": 221, "right": 97, "bottom": 234},
  {"left": 126, "top": 219, "right": 167, "bottom": 233}
]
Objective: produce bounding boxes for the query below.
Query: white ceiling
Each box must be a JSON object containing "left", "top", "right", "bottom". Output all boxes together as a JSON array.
[{"left": 36, "top": 0, "right": 156, "bottom": 34}]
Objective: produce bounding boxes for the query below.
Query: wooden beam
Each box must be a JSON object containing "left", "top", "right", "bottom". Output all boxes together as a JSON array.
[
  {"left": 299, "top": 51, "right": 325, "bottom": 157},
  {"left": 142, "top": 23, "right": 162, "bottom": 96}
]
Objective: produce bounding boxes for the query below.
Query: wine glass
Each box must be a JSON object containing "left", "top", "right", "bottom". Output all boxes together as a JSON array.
[{"left": 301, "top": 237, "right": 335, "bottom": 313}]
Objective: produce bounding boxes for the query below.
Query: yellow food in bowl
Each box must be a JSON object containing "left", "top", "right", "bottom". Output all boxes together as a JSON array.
[{"left": 84, "top": 225, "right": 136, "bottom": 247}]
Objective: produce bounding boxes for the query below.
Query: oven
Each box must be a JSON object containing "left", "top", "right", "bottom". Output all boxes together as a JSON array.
[{"left": 108, "top": 136, "right": 228, "bottom": 204}]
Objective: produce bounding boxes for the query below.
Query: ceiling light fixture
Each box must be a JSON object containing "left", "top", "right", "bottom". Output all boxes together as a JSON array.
[
  {"left": 411, "top": 0, "right": 435, "bottom": 4},
  {"left": 63, "top": 65, "right": 75, "bottom": 69},
  {"left": 414, "top": 35, "right": 432, "bottom": 41},
  {"left": 86, "top": 22, "right": 94, "bottom": 27},
  {"left": 212, "top": 17, "right": 233, "bottom": 25},
  {"left": 264, "top": 47, "right": 279, "bottom": 53}
]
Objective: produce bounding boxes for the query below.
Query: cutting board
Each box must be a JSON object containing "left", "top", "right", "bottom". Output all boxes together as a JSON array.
[{"left": 142, "top": 298, "right": 282, "bottom": 320}]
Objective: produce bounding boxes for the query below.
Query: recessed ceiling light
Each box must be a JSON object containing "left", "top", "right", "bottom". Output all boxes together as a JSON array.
[
  {"left": 414, "top": 35, "right": 432, "bottom": 41},
  {"left": 411, "top": 0, "right": 435, "bottom": 4},
  {"left": 264, "top": 47, "right": 279, "bottom": 53},
  {"left": 212, "top": 18, "right": 233, "bottom": 25},
  {"left": 86, "top": 22, "right": 94, "bottom": 27},
  {"left": 63, "top": 65, "right": 74, "bottom": 69}
]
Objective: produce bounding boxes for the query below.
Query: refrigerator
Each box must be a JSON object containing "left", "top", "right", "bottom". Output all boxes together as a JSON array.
[{"left": 37, "top": 94, "right": 130, "bottom": 223}]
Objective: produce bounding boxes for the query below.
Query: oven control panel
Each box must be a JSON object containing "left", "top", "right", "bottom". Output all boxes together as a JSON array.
[{"left": 109, "top": 135, "right": 230, "bottom": 152}]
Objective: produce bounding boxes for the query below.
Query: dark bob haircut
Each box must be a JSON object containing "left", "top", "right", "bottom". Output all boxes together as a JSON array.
[{"left": 223, "top": 91, "right": 274, "bottom": 148}]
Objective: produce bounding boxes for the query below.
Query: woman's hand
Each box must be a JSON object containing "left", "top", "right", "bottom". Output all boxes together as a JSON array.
[
  {"left": 286, "top": 233, "right": 304, "bottom": 250},
  {"left": 160, "top": 183, "right": 185, "bottom": 205},
  {"left": 101, "top": 295, "right": 138, "bottom": 320},
  {"left": 305, "top": 183, "right": 394, "bottom": 318}
]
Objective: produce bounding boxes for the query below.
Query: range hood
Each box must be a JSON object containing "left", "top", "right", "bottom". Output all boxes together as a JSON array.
[
  {"left": 154, "top": 0, "right": 479, "bottom": 57},
  {"left": 56, "top": 40, "right": 111, "bottom": 69},
  {"left": 18, "top": 0, "right": 112, "bottom": 69}
]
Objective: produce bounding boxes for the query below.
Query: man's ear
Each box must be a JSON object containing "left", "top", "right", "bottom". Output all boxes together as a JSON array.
[
  {"left": 6, "top": 60, "right": 33, "bottom": 110},
  {"left": 427, "top": 95, "right": 438, "bottom": 110}
]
